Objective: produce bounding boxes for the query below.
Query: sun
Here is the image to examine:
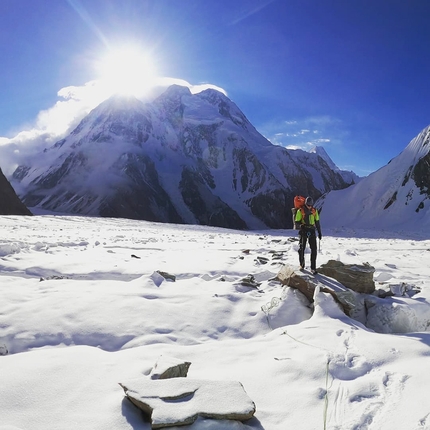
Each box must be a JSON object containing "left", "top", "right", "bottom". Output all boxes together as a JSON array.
[{"left": 96, "top": 46, "right": 158, "bottom": 98}]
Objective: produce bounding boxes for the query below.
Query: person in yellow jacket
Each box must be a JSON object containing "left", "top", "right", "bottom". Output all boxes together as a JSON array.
[{"left": 294, "top": 196, "right": 322, "bottom": 274}]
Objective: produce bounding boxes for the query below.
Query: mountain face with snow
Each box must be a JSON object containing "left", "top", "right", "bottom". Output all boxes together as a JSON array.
[
  {"left": 318, "top": 125, "right": 430, "bottom": 233},
  {"left": 0, "top": 167, "right": 32, "bottom": 215},
  {"left": 310, "top": 146, "right": 361, "bottom": 185},
  {"left": 12, "top": 85, "right": 352, "bottom": 229}
]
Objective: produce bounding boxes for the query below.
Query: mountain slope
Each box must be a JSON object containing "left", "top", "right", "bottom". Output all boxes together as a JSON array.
[
  {"left": 12, "top": 85, "right": 352, "bottom": 229},
  {"left": 0, "top": 167, "right": 32, "bottom": 215},
  {"left": 318, "top": 125, "right": 430, "bottom": 233},
  {"left": 310, "top": 146, "right": 361, "bottom": 185}
]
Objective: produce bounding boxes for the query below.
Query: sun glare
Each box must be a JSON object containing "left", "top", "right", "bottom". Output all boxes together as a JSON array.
[{"left": 96, "top": 46, "right": 158, "bottom": 98}]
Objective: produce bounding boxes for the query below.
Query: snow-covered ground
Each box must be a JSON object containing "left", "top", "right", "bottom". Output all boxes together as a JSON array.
[{"left": 1, "top": 214, "right": 430, "bottom": 429}]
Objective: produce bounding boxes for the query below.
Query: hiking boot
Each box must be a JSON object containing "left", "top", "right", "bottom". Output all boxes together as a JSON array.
[{"left": 311, "top": 269, "right": 318, "bottom": 275}]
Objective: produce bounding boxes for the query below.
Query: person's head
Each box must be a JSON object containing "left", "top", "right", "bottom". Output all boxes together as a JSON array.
[{"left": 305, "top": 196, "right": 313, "bottom": 207}]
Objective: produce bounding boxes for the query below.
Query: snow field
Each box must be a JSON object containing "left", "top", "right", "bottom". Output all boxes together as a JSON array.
[{"left": 1, "top": 215, "right": 430, "bottom": 429}]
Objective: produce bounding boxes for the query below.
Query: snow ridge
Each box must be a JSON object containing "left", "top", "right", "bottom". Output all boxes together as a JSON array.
[{"left": 319, "top": 124, "right": 430, "bottom": 233}]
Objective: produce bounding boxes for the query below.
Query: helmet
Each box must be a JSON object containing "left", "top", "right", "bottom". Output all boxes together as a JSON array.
[{"left": 305, "top": 196, "right": 313, "bottom": 206}]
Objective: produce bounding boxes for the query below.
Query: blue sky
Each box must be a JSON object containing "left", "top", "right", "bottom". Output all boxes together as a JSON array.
[{"left": 1, "top": 0, "right": 430, "bottom": 177}]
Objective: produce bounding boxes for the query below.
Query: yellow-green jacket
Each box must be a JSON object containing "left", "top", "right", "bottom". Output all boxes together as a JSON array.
[{"left": 295, "top": 206, "right": 322, "bottom": 236}]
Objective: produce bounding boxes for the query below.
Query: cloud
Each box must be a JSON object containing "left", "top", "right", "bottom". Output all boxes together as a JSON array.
[
  {"left": 259, "top": 115, "right": 348, "bottom": 152},
  {"left": 0, "top": 78, "right": 227, "bottom": 177},
  {"left": 0, "top": 81, "right": 105, "bottom": 176}
]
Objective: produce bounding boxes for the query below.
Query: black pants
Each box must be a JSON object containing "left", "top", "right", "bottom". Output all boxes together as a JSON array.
[{"left": 298, "top": 229, "right": 317, "bottom": 270}]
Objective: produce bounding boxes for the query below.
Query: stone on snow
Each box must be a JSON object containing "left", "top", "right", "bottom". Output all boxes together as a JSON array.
[
  {"left": 150, "top": 355, "right": 191, "bottom": 380},
  {"left": 119, "top": 378, "right": 256, "bottom": 428},
  {"left": 276, "top": 264, "right": 354, "bottom": 315}
]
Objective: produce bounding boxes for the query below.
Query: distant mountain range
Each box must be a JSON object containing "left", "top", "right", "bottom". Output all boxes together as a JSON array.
[
  {"left": 11, "top": 85, "right": 354, "bottom": 229},
  {"left": 318, "top": 125, "right": 430, "bottom": 234}
]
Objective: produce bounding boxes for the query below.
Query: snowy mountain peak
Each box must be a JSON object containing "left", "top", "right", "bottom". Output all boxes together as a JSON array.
[
  {"left": 310, "top": 145, "right": 361, "bottom": 185},
  {"left": 159, "top": 84, "right": 193, "bottom": 99},
  {"left": 310, "top": 146, "right": 336, "bottom": 169},
  {"left": 319, "top": 124, "right": 430, "bottom": 233},
  {"left": 196, "top": 88, "right": 249, "bottom": 127},
  {"left": 99, "top": 94, "right": 145, "bottom": 112},
  {"left": 12, "top": 85, "right": 353, "bottom": 229}
]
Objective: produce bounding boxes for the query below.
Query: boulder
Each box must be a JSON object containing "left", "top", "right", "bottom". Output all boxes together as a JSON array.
[
  {"left": 119, "top": 378, "right": 256, "bottom": 428},
  {"left": 239, "top": 274, "right": 261, "bottom": 288},
  {"left": 276, "top": 265, "right": 316, "bottom": 302},
  {"left": 150, "top": 355, "right": 191, "bottom": 380},
  {"left": 276, "top": 264, "right": 354, "bottom": 315},
  {"left": 156, "top": 271, "right": 176, "bottom": 282},
  {"left": 317, "top": 260, "right": 375, "bottom": 294}
]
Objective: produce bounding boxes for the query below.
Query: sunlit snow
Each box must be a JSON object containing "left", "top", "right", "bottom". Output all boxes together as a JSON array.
[{"left": 1, "top": 213, "right": 430, "bottom": 429}]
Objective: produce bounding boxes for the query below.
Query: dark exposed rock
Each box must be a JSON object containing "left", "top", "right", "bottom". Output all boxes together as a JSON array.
[
  {"left": 0, "top": 168, "right": 32, "bottom": 215},
  {"left": 156, "top": 271, "right": 176, "bottom": 282},
  {"left": 179, "top": 167, "right": 247, "bottom": 230},
  {"left": 240, "top": 274, "right": 262, "bottom": 288},
  {"left": 99, "top": 154, "right": 183, "bottom": 223},
  {"left": 150, "top": 355, "right": 191, "bottom": 380},
  {"left": 413, "top": 152, "right": 430, "bottom": 196}
]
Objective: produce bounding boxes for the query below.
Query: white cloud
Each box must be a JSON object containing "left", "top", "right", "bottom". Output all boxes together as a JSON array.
[
  {"left": 259, "top": 115, "right": 347, "bottom": 153},
  {"left": 148, "top": 77, "right": 227, "bottom": 97}
]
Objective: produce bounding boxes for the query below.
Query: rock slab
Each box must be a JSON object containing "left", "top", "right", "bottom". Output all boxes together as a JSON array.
[
  {"left": 317, "top": 260, "right": 375, "bottom": 294},
  {"left": 276, "top": 264, "right": 354, "bottom": 315},
  {"left": 120, "top": 378, "right": 256, "bottom": 428}
]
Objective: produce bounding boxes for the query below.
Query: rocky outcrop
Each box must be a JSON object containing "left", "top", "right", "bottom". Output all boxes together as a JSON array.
[
  {"left": 0, "top": 168, "right": 32, "bottom": 215},
  {"left": 317, "top": 260, "right": 375, "bottom": 294},
  {"left": 276, "top": 265, "right": 353, "bottom": 315}
]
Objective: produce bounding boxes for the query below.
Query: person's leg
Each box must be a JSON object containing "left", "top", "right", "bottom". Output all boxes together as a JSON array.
[
  {"left": 309, "top": 234, "right": 317, "bottom": 270},
  {"left": 298, "top": 232, "right": 307, "bottom": 268}
]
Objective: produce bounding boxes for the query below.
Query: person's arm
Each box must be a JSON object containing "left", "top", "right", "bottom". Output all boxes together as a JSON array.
[
  {"left": 315, "top": 212, "right": 322, "bottom": 239},
  {"left": 294, "top": 209, "right": 303, "bottom": 230}
]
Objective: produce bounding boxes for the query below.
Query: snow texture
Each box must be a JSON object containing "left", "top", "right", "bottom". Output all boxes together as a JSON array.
[{"left": 1, "top": 213, "right": 430, "bottom": 429}]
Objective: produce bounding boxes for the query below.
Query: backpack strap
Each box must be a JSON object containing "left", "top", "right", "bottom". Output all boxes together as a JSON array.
[
  {"left": 300, "top": 207, "right": 316, "bottom": 217},
  {"left": 300, "top": 206, "right": 316, "bottom": 225}
]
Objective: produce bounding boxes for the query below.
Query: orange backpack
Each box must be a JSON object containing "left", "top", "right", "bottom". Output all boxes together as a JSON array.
[
  {"left": 292, "top": 196, "right": 305, "bottom": 229},
  {"left": 294, "top": 195, "right": 306, "bottom": 209},
  {"left": 292, "top": 195, "right": 316, "bottom": 229}
]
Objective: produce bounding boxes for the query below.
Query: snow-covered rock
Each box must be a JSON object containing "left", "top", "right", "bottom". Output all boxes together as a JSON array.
[{"left": 119, "top": 378, "right": 256, "bottom": 428}]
